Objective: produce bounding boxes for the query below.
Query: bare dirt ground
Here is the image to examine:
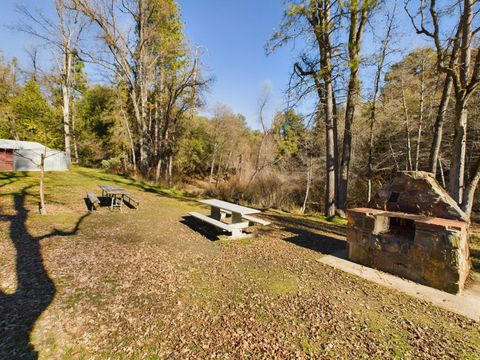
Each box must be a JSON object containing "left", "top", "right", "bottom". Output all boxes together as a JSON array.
[{"left": 1, "top": 168, "right": 479, "bottom": 359}]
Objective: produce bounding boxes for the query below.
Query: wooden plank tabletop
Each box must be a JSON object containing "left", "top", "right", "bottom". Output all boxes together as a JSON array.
[
  {"left": 98, "top": 184, "right": 130, "bottom": 195},
  {"left": 199, "top": 199, "right": 261, "bottom": 215}
]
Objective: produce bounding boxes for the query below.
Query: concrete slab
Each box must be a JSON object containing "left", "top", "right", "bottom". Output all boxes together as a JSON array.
[{"left": 318, "top": 250, "right": 480, "bottom": 321}]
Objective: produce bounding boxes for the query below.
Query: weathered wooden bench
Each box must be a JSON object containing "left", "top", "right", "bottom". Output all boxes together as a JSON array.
[
  {"left": 124, "top": 194, "right": 140, "bottom": 209},
  {"left": 189, "top": 211, "right": 249, "bottom": 239},
  {"left": 87, "top": 192, "right": 100, "bottom": 210}
]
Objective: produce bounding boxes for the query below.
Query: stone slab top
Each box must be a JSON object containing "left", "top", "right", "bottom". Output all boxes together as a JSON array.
[
  {"left": 347, "top": 207, "right": 467, "bottom": 231},
  {"left": 348, "top": 207, "right": 385, "bottom": 215},
  {"left": 98, "top": 184, "right": 130, "bottom": 195},
  {"left": 417, "top": 217, "right": 467, "bottom": 231}
]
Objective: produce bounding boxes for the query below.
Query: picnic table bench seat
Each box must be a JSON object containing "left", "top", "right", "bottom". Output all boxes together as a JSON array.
[
  {"left": 242, "top": 214, "right": 271, "bottom": 226},
  {"left": 189, "top": 211, "right": 236, "bottom": 232},
  {"left": 124, "top": 194, "right": 140, "bottom": 208},
  {"left": 87, "top": 192, "right": 100, "bottom": 210}
]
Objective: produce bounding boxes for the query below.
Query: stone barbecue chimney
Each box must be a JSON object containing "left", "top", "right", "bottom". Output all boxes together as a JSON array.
[{"left": 347, "top": 171, "right": 470, "bottom": 294}]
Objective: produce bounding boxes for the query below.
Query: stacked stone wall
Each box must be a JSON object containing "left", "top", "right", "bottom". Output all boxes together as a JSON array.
[{"left": 347, "top": 208, "right": 469, "bottom": 294}]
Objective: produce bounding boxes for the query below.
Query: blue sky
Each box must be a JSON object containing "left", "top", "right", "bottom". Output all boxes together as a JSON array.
[
  {"left": 0, "top": 0, "right": 294, "bottom": 128},
  {"left": 177, "top": 0, "right": 295, "bottom": 126},
  {"left": 0, "top": 0, "right": 434, "bottom": 129}
]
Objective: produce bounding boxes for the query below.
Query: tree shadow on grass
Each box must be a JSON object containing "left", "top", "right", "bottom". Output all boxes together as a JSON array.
[
  {"left": 269, "top": 215, "right": 347, "bottom": 255},
  {"left": 0, "top": 171, "right": 29, "bottom": 189},
  {"left": 280, "top": 225, "right": 347, "bottom": 255},
  {"left": 0, "top": 186, "right": 89, "bottom": 359},
  {"left": 264, "top": 213, "right": 346, "bottom": 255},
  {"left": 267, "top": 213, "right": 346, "bottom": 237}
]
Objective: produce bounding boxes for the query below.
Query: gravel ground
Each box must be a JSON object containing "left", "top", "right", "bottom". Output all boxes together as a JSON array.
[{"left": 0, "top": 169, "right": 479, "bottom": 359}]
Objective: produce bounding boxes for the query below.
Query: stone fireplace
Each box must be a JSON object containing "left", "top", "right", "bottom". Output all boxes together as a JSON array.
[{"left": 347, "top": 172, "right": 470, "bottom": 294}]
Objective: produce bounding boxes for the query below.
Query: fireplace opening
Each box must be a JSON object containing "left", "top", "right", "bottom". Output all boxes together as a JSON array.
[
  {"left": 388, "top": 191, "right": 400, "bottom": 203},
  {"left": 381, "top": 216, "right": 416, "bottom": 243}
]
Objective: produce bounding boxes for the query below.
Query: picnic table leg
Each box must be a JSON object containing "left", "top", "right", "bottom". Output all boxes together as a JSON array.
[
  {"left": 230, "top": 228, "right": 243, "bottom": 238},
  {"left": 211, "top": 206, "right": 221, "bottom": 221},
  {"left": 231, "top": 212, "right": 247, "bottom": 238},
  {"left": 231, "top": 212, "right": 242, "bottom": 224}
]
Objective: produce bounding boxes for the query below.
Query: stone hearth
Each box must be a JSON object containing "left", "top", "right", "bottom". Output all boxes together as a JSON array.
[{"left": 347, "top": 172, "right": 470, "bottom": 294}]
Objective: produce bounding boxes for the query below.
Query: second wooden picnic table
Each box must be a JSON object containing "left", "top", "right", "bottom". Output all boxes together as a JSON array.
[{"left": 98, "top": 184, "right": 130, "bottom": 210}]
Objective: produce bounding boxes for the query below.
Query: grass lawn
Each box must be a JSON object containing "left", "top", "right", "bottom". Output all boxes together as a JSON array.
[{"left": 1, "top": 167, "right": 479, "bottom": 359}]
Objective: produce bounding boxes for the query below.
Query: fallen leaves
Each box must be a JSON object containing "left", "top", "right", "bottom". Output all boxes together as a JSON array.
[{"left": 1, "top": 171, "right": 479, "bottom": 359}]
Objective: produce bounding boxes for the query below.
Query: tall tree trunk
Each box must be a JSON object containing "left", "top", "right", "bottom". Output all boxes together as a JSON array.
[
  {"left": 389, "top": 137, "right": 400, "bottom": 171},
  {"left": 367, "top": 45, "right": 389, "bottom": 202},
  {"left": 338, "top": 1, "right": 369, "bottom": 212},
  {"left": 414, "top": 60, "right": 425, "bottom": 171},
  {"left": 216, "top": 152, "right": 224, "bottom": 183},
  {"left": 190, "top": 49, "right": 198, "bottom": 119},
  {"left": 429, "top": 74, "right": 452, "bottom": 175},
  {"left": 449, "top": 97, "right": 468, "bottom": 202},
  {"left": 121, "top": 107, "right": 136, "bottom": 172},
  {"left": 139, "top": 122, "right": 149, "bottom": 174},
  {"left": 138, "top": 0, "right": 150, "bottom": 175},
  {"left": 62, "top": 81, "right": 71, "bottom": 165},
  {"left": 298, "top": 0, "right": 337, "bottom": 217},
  {"left": 366, "top": 15, "right": 393, "bottom": 200},
  {"left": 209, "top": 149, "right": 216, "bottom": 183},
  {"left": 401, "top": 76, "right": 413, "bottom": 171},
  {"left": 287, "top": 0, "right": 339, "bottom": 216},
  {"left": 131, "top": 93, "right": 148, "bottom": 174},
  {"left": 39, "top": 153, "right": 47, "bottom": 215},
  {"left": 71, "top": 102, "right": 79, "bottom": 164},
  {"left": 461, "top": 157, "right": 480, "bottom": 217},
  {"left": 367, "top": 110, "right": 375, "bottom": 202},
  {"left": 153, "top": 101, "right": 159, "bottom": 158},
  {"left": 301, "top": 157, "right": 313, "bottom": 214},
  {"left": 447, "top": 0, "right": 473, "bottom": 204},
  {"left": 167, "top": 154, "right": 173, "bottom": 187},
  {"left": 438, "top": 157, "right": 446, "bottom": 188},
  {"left": 324, "top": 81, "right": 336, "bottom": 217},
  {"left": 332, "top": 92, "right": 340, "bottom": 208},
  {"left": 338, "top": 75, "right": 358, "bottom": 210},
  {"left": 58, "top": 1, "right": 74, "bottom": 166},
  {"left": 155, "top": 158, "right": 162, "bottom": 184}
]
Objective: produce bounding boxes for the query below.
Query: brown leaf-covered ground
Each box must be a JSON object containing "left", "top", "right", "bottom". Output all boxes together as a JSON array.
[{"left": 0, "top": 168, "right": 479, "bottom": 359}]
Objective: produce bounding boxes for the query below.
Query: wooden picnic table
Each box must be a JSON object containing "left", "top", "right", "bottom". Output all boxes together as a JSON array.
[{"left": 98, "top": 184, "right": 129, "bottom": 210}]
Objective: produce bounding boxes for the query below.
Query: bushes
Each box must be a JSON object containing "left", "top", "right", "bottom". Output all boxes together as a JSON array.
[
  {"left": 101, "top": 152, "right": 128, "bottom": 174},
  {"left": 207, "top": 171, "right": 311, "bottom": 211}
]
